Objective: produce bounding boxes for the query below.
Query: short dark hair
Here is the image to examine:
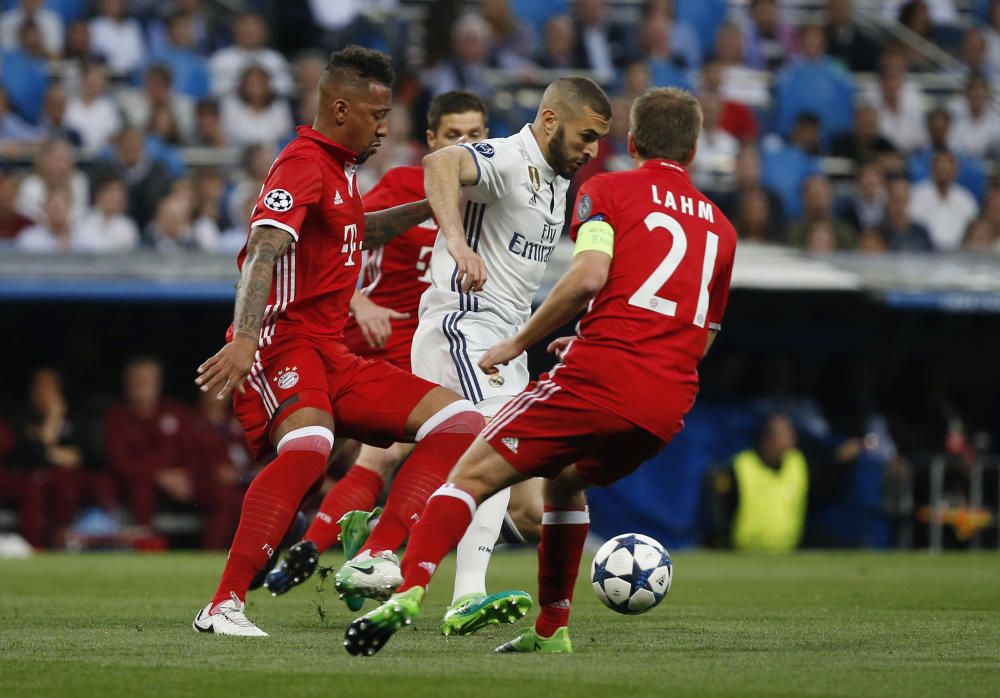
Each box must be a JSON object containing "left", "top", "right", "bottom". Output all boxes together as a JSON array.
[
  {"left": 426, "top": 90, "right": 488, "bottom": 133},
  {"left": 550, "top": 76, "right": 612, "bottom": 120},
  {"left": 325, "top": 45, "right": 395, "bottom": 90},
  {"left": 629, "top": 87, "right": 702, "bottom": 163}
]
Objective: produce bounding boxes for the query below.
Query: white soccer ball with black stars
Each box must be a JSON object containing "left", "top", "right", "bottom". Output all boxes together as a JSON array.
[
  {"left": 591, "top": 533, "right": 672, "bottom": 614},
  {"left": 263, "top": 188, "right": 293, "bottom": 212}
]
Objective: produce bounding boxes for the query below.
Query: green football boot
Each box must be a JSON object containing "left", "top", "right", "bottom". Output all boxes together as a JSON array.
[
  {"left": 336, "top": 508, "right": 382, "bottom": 612},
  {"left": 440, "top": 590, "right": 533, "bottom": 636},
  {"left": 495, "top": 626, "right": 573, "bottom": 654},
  {"left": 343, "top": 587, "right": 424, "bottom": 657}
]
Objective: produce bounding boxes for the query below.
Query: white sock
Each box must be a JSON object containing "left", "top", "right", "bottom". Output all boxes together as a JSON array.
[{"left": 451, "top": 486, "right": 511, "bottom": 602}]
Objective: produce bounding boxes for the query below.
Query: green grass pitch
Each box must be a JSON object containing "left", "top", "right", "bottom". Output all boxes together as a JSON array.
[{"left": 2, "top": 550, "right": 999, "bottom": 698}]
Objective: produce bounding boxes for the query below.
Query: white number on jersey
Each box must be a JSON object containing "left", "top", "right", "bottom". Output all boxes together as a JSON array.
[
  {"left": 628, "top": 212, "right": 719, "bottom": 328},
  {"left": 342, "top": 224, "right": 358, "bottom": 266},
  {"left": 416, "top": 245, "right": 434, "bottom": 283}
]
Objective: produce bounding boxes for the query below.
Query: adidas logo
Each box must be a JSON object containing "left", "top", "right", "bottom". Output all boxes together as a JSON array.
[
  {"left": 419, "top": 562, "right": 437, "bottom": 575},
  {"left": 333, "top": 190, "right": 344, "bottom": 205},
  {"left": 501, "top": 436, "right": 519, "bottom": 454}
]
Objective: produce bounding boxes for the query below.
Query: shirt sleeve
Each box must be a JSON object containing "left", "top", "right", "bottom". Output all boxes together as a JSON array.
[
  {"left": 569, "top": 176, "right": 615, "bottom": 242},
  {"left": 707, "top": 236, "right": 736, "bottom": 332},
  {"left": 460, "top": 140, "right": 524, "bottom": 204},
  {"left": 249, "top": 153, "right": 323, "bottom": 241}
]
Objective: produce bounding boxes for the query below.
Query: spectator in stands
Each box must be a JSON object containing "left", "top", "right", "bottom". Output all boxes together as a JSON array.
[
  {"left": 0, "top": 84, "right": 42, "bottom": 146},
  {"left": 89, "top": 0, "right": 146, "bottom": 76},
  {"left": 981, "top": 185, "right": 1000, "bottom": 239},
  {"left": 536, "top": 15, "right": 575, "bottom": 70},
  {"left": 145, "top": 192, "right": 216, "bottom": 252},
  {"left": 698, "top": 60, "right": 758, "bottom": 142},
  {"left": 961, "top": 218, "right": 998, "bottom": 252},
  {"left": 192, "top": 99, "right": 226, "bottom": 147},
  {"left": 836, "top": 161, "right": 887, "bottom": 232},
  {"left": 92, "top": 127, "right": 173, "bottom": 231},
  {"left": 62, "top": 19, "right": 93, "bottom": 63},
  {"left": 571, "top": 0, "right": 634, "bottom": 82},
  {"left": 0, "top": 169, "right": 31, "bottom": 240},
  {"left": 642, "top": 0, "right": 703, "bottom": 71},
  {"left": 5, "top": 367, "right": 115, "bottom": 548},
  {"left": 897, "top": 0, "right": 934, "bottom": 43},
  {"left": 959, "top": 27, "right": 993, "bottom": 80},
  {"left": 830, "top": 103, "right": 899, "bottom": 168},
  {"left": 788, "top": 174, "right": 857, "bottom": 250},
  {"left": 879, "top": 176, "right": 934, "bottom": 251},
  {"left": 867, "top": 47, "right": 928, "bottom": 154},
  {"left": 640, "top": 14, "right": 693, "bottom": 90},
  {"left": 103, "top": 357, "right": 236, "bottom": 548},
  {"left": 121, "top": 64, "right": 196, "bottom": 145},
  {"left": 75, "top": 178, "right": 138, "bottom": 253},
  {"left": 774, "top": 24, "right": 855, "bottom": 146},
  {"left": 733, "top": 186, "right": 783, "bottom": 244},
  {"left": 0, "top": 19, "right": 51, "bottom": 124},
  {"left": 692, "top": 92, "right": 737, "bottom": 191},
  {"left": 226, "top": 143, "right": 274, "bottom": 229},
  {"left": 761, "top": 113, "right": 823, "bottom": 219},
  {"left": 16, "top": 138, "right": 88, "bottom": 223},
  {"left": 909, "top": 150, "right": 979, "bottom": 250},
  {"left": 481, "top": 0, "right": 536, "bottom": 72},
  {"left": 857, "top": 227, "right": 888, "bottom": 254},
  {"left": 219, "top": 188, "right": 254, "bottom": 255},
  {"left": 947, "top": 73, "right": 1000, "bottom": 158},
  {"left": 907, "top": 108, "right": 987, "bottom": 203},
  {"left": 803, "top": 219, "right": 839, "bottom": 253},
  {"left": 65, "top": 59, "right": 123, "bottom": 154},
  {"left": 209, "top": 12, "right": 293, "bottom": 98},
  {"left": 0, "top": 0, "right": 63, "bottom": 57},
  {"left": 825, "top": 0, "right": 880, "bottom": 72},
  {"left": 15, "top": 187, "right": 83, "bottom": 253},
  {"left": 147, "top": 12, "right": 211, "bottom": 100},
  {"left": 291, "top": 52, "right": 326, "bottom": 118},
  {"left": 305, "top": 0, "right": 398, "bottom": 55},
  {"left": 424, "top": 13, "right": 493, "bottom": 97},
  {"left": 219, "top": 65, "right": 293, "bottom": 149},
  {"left": 742, "top": 0, "right": 795, "bottom": 71},
  {"left": 985, "top": 0, "right": 1000, "bottom": 78},
  {"left": 621, "top": 61, "right": 652, "bottom": 101},
  {"left": 714, "top": 143, "right": 784, "bottom": 224},
  {"left": 146, "top": 0, "right": 218, "bottom": 57},
  {"left": 37, "top": 82, "right": 81, "bottom": 146},
  {"left": 712, "top": 23, "right": 769, "bottom": 107}
]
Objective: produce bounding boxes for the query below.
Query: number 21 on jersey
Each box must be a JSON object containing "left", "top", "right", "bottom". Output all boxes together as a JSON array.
[{"left": 628, "top": 212, "right": 719, "bottom": 328}]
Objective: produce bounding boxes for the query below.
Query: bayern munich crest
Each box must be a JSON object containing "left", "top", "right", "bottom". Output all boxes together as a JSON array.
[
  {"left": 264, "top": 188, "right": 293, "bottom": 212},
  {"left": 274, "top": 366, "right": 299, "bottom": 390},
  {"left": 577, "top": 194, "right": 592, "bottom": 221}
]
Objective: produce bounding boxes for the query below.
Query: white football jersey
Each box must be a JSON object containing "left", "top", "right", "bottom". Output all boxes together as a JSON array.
[{"left": 419, "top": 124, "right": 570, "bottom": 326}]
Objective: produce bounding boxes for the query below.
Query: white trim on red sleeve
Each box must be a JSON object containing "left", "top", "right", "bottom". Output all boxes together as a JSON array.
[{"left": 251, "top": 219, "right": 299, "bottom": 241}]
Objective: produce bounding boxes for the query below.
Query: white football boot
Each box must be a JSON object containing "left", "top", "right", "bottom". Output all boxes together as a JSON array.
[
  {"left": 192, "top": 593, "right": 269, "bottom": 636},
  {"left": 334, "top": 550, "right": 403, "bottom": 603}
]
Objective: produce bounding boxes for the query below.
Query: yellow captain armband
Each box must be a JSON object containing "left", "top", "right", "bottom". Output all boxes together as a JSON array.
[{"left": 574, "top": 220, "right": 615, "bottom": 257}]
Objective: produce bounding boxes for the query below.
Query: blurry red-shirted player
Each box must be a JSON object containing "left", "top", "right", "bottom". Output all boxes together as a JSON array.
[
  {"left": 263, "top": 92, "right": 491, "bottom": 594},
  {"left": 343, "top": 87, "right": 737, "bottom": 656},
  {"left": 191, "top": 46, "right": 487, "bottom": 637}
]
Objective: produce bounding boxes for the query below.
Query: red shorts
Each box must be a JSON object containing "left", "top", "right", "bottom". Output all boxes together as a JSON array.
[
  {"left": 341, "top": 321, "right": 416, "bottom": 373},
  {"left": 481, "top": 378, "right": 677, "bottom": 487},
  {"left": 234, "top": 336, "right": 436, "bottom": 459}
]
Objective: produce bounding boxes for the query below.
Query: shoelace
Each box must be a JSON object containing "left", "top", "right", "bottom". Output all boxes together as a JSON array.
[{"left": 216, "top": 592, "right": 256, "bottom": 628}]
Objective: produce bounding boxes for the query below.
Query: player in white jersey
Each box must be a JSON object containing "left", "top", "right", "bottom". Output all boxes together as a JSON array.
[{"left": 414, "top": 77, "right": 612, "bottom": 635}]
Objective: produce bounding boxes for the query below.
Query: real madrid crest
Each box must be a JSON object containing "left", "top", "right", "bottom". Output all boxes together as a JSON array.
[
  {"left": 528, "top": 165, "right": 541, "bottom": 192},
  {"left": 488, "top": 373, "right": 505, "bottom": 388},
  {"left": 274, "top": 366, "right": 300, "bottom": 390}
]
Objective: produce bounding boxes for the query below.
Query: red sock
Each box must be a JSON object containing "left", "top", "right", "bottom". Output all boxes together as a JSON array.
[
  {"left": 210, "top": 445, "right": 327, "bottom": 606},
  {"left": 303, "top": 465, "right": 384, "bottom": 553},
  {"left": 398, "top": 485, "right": 476, "bottom": 592},
  {"left": 535, "top": 506, "right": 590, "bottom": 638},
  {"left": 363, "top": 432, "right": 475, "bottom": 554}
]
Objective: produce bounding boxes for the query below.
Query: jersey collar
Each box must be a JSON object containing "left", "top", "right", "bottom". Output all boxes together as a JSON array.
[
  {"left": 641, "top": 159, "right": 689, "bottom": 177},
  {"left": 296, "top": 125, "right": 359, "bottom": 163},
  {"left": 518, "top": 123, "right": 558, "bottom": 182}
]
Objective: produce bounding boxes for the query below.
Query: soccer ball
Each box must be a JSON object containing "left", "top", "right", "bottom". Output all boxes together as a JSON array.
[{"left": 591, "top": 533, "right": 672, "bottom": 614}]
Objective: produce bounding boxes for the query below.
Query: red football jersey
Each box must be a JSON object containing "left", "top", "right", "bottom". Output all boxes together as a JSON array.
[
  {"left": 556, "top": 159, "right": 737, "bottom": 441},
  {"left": 342, "top": 166, "right": 437, "bottom": 349},
  {"left": 236, "top": 126, "right": 365, "bottom": 344}
]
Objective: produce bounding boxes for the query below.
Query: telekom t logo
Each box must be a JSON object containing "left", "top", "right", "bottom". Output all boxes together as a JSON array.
[{"left": 342, "top": 224, "right": 358, "bottom": 266}]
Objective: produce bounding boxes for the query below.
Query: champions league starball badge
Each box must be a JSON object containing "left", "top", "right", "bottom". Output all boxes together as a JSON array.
[{"left": 264, "top": 188, "right": 293, "bottom": 212}]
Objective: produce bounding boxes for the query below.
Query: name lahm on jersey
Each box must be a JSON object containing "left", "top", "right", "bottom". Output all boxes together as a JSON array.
[
  {"left": 507, "top": 222, "right": 559, "bottom": 262},
  {"left": 650, "top": 185, "right": 715, "bottom": 223}
]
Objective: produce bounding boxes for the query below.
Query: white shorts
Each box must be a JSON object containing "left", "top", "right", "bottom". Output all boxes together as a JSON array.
[{"left": 411, "top": 310, "right": 529, "bottom": 418}]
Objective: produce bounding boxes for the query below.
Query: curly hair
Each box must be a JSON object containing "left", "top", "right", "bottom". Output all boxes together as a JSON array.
[{"left": 325, "top": 45, "right": 395, "bottom": 89}]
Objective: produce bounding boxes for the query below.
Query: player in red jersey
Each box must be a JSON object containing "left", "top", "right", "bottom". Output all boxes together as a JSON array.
[
  {"left": 190, "top": 46, "right": 488, "bottom": 637},
  {"left": 262, "top": 91, "right": 492, "bottom": 597},
  {"left": 342, "top": 87, "right": 737, "bottom": 656}
]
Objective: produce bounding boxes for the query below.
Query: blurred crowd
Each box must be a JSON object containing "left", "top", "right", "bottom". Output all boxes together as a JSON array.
[{"left": 0, "top": 0, "right": 998, "bottom": 255}]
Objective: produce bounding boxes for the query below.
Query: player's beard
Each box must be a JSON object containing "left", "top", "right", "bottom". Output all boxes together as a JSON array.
[{"left": 547, "top": 125, "right": 586, "bottom": 179}]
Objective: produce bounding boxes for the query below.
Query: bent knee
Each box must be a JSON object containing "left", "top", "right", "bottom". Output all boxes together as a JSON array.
[{"left": 416, "top": 399, "right": 485, "bottom": 440}]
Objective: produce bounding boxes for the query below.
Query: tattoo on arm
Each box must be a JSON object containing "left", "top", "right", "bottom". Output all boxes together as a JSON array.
[
  {"left": 233, "top": 226, "right": 292, "bottom": 341},
  {"left": 362, "top": 200, "right": 432, "bottom": 249}
]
